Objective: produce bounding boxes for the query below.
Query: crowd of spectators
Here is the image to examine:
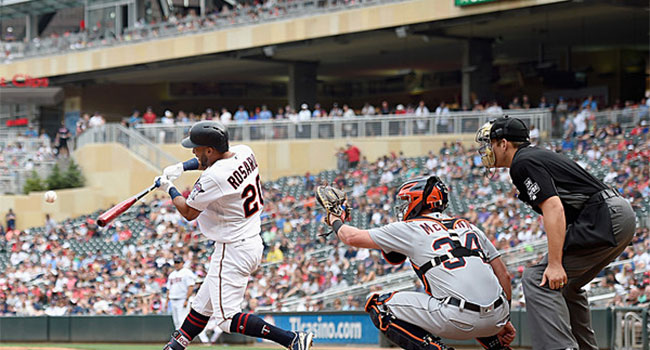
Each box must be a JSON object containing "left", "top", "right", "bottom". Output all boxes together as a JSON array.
[
  {"left": 0, "top": 129, "right": 59, "bottom": 194},
  {"left": 0, "top": 121, "right": 647, "bottom": 316},
  {"left": 116, "top": 95, "right": 649, "bottom": 131},
  {"left": 0, "top": 132, "right": 55, "bottom": 172},
  {"left": 1, "top": 0, "right": 377, "bottom": 61}
]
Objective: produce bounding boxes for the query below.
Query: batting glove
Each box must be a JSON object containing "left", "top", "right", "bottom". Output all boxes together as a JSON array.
[
  {"left": 163, "top": 162, "right": 184, "bottom": 181},
  {"left": 154, "top": 176, "right": 175, "bottom": 193}
]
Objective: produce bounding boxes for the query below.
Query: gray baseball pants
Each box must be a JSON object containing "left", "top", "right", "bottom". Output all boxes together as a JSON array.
[{"left": 522, "top": 196, "right": 636, "bottom": 350}]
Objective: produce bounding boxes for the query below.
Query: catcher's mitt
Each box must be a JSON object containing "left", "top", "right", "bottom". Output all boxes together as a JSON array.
[{"left": 315, "top": 186, "right": 351, "bottom": 226}]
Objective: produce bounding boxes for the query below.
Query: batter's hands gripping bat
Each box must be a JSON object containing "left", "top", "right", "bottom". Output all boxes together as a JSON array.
[{"left": 97, "top": 182, "right": 159, "bottom": 227}]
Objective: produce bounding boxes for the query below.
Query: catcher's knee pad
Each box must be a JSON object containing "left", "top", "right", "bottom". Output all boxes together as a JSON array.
[
  {"left": 365, "top": 293, "right": 452, "bottom": 350},
  {"left": 476, "top": 335, "right": 511, "bottom": 350},
  {"left": 365, "top": 293, "right": 396, "bottom": 331}
]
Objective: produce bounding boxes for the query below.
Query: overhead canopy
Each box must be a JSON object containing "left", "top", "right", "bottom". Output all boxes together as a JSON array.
[
  {"left": 0, "top": 87, "right": 63, "bottom": 105},
  {"left": 0, "top": 0, "right": 83, "bottom": 20}
]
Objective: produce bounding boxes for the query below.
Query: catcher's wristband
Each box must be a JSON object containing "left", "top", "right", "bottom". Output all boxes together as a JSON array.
[
  {"left": 169, "top": 187, "right": 182, "bottom": 200},
  {"left": 332, "top": 219, "right": 344, "bottom": 236}
]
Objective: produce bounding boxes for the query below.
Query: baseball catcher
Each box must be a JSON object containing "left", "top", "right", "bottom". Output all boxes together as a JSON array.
[{"left": 315, "top": 176, "right": 515, "bottom": 350}]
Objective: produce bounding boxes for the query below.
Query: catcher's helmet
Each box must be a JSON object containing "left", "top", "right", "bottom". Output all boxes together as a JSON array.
[
  {"left": 394, "top": 175, "right": 448, "bottom": 221},
  {"left": 181, "top": 121, "right": 229, "bottom": 153}
]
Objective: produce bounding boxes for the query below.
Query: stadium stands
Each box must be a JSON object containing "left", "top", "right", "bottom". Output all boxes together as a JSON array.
[
  {"left": 0, "top": 133, "right": 58, "bottom": 195},
  {"left": 1, "top": 0, "right": 407, "bottom": 62},
  {"left": 0, "top": 127, "right": 648, "bottom": 315}
]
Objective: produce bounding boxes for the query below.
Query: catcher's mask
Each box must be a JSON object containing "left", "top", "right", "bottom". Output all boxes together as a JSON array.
[
  {"left": 475, "top": 116, "right": 529, "bottom": 178},
  {"left": 394, "top": 176, "right": 448, "bottom": 221}
]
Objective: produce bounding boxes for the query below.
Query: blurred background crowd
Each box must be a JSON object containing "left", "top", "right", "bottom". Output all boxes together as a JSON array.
[{"left": 0, "top": 121, "right": 648, "bottom": 316}]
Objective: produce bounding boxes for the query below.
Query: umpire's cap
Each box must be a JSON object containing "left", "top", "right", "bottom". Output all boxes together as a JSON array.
[
  {"left": 490, "top": 116, "right": 530, "bottom": 142},
  {"left": 181, "top": 121, "right": 229, "bottom": 153}
]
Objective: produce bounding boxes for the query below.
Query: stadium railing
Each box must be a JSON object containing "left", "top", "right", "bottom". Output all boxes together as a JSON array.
[
  {"left": 2, "top": 0, "right": 411, "bottom": 61},
  {"left": 134, "top": 109, "right": 552, "bottom": 142},
  {"left": 612, "top": 307, "right": 650, "bottom": 350},
  {"left": 256, "top": 269, "right": 416, "bottom": 312},
  {"left": 263, "top": 238, "right": 644, "bottom": 311},
  {"left": 0, "top": 135, "right": 57, "bottom": 195},
  {"left": 76, "top": 124, "right": 178, "bottom": 170},
  {"left": 591, "top": 107, "right": 649, "bottom": 130}
]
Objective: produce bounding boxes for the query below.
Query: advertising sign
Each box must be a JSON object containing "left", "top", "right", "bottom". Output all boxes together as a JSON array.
[{"left": 261, "top": 313, "right": 378, "bottom": 344}]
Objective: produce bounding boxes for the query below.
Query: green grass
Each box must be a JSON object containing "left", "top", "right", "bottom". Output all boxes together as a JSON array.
[{"left": 0, "top": 344, "right": 282, "bottom": 350}]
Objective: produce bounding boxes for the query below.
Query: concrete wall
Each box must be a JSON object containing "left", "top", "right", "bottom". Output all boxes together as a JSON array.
[
  {"left": 163, "top": 133, "right": 476, "bottom": 181},
  {"left": 0, "top": 187, "right": 104, "bottom": 232},
  {"left": 0, "top": 143, "right": 183, "bottom": 230},
  {"left": 0, "top": 0, "right": 566, "bottom": 78}
]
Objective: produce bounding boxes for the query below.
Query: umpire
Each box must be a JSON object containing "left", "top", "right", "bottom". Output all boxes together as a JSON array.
[{"left": 475, "top": 116, "right": 636, "bottom": 350}]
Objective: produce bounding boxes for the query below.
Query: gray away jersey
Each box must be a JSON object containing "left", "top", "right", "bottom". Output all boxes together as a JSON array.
[{"left": 369, "top": 213, "right": 503, "bottom": 306}]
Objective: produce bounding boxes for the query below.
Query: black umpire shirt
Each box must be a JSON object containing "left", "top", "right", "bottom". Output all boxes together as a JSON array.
[{"left": 509, "top": 144, "right": 607, "bottom": 225}]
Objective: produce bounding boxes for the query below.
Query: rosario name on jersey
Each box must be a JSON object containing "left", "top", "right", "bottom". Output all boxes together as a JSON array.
[
  {"left": 186, "top": 145, "right": 264, "bottom": 243},
  {"left": 369, "top": 214, "right": 503, "bottom": 306}
]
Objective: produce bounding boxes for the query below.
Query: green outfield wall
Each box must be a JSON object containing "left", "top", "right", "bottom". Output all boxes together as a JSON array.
[{"left": 0, "top": 308, "right": 625, "bottom": 348}]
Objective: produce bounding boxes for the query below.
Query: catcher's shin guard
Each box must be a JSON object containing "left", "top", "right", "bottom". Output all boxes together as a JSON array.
[
  {"left": 365, "top": 293, "right": 453, "bottom": 350},
  {"left": 476, "top": 335, "right": 512, "bottom": 350}
]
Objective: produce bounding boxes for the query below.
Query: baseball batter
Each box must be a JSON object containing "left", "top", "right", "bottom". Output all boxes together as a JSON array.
[
  {"left": 166, "top": 256, "right": 197, "bottom": 329},
  {"left": 316, "top": 176, "right": 515, "bottom": 350},
  {"left": 155, "top": 121, "right": 313, "bottom": 350}
]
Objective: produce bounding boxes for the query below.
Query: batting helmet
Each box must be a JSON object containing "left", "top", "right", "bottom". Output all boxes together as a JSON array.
[
  {"left": 394, "top": 175, "right": 449, "bottom": 221},
  {"left": 181, "top": 121, "right": 229, "bottom": 153}
]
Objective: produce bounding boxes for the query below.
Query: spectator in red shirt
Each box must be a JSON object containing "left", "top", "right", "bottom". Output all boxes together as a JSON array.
[
  {"left": 143, "top": 106, "right": 157, "bottom": 124},
  {"left": 118, "top": 227, "right": 132, "bottom": 241},
  {"left": 345, "top": 143, "right": 361, "bottom": 168}
]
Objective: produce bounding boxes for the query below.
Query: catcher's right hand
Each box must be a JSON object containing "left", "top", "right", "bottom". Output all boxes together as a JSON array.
[{"left": 315, "top": 186, "right": 351, "bottom": 226}]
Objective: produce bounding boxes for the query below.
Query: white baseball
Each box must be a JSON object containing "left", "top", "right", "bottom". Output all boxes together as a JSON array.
[{"left": 44, "top": 190, "right": 57, "bottom": 203}]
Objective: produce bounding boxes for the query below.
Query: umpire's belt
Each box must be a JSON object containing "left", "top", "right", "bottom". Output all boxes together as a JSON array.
[{"left": 443, "top": 296, "right": 503, "bottom": 314}]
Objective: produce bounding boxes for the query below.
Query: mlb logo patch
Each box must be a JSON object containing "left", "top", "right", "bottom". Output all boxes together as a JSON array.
[
  {"left": 190, "top": 181, "right": 205, "bottom": 200},
  {"left": 524, "top": 178, "right": 540, "bottom": 201}
]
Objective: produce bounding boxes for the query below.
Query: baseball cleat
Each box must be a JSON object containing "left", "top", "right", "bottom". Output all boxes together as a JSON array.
[
  {"left": 289, "top": 331, "right": 314, "bottom": 350},
  {"left": 163, "top": 330, "right": 190, "bottom": 350}
]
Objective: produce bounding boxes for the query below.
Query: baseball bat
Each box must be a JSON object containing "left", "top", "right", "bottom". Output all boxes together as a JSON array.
[{"left": 97, "top": 183, "right": 159, "bottom": 227}]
